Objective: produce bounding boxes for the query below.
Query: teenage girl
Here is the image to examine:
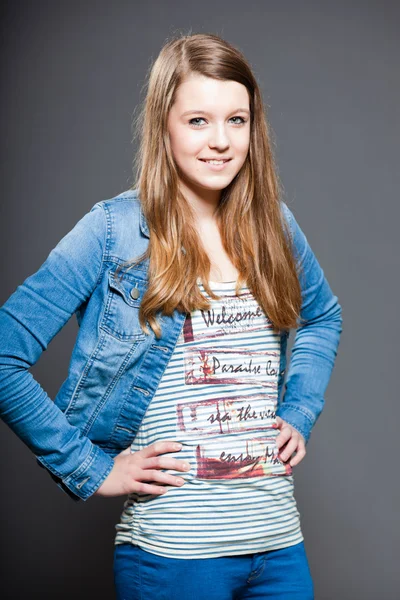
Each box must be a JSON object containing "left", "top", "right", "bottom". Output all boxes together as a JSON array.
[{"left": 0, "top": 33, "right": 342, "bottom": 600}]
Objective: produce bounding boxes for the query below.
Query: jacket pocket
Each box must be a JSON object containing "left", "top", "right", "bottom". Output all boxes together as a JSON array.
[{"left": 100, "top": 270, "right": 147, "bottom": 341}]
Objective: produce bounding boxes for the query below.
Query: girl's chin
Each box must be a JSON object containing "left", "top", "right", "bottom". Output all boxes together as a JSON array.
[
  {"left": 178, "top": 172, "right": 234, "bottom": 193},
  {"left": 194, "top": 173, "right": 234, "bottom": 186},
  {"left": 196, "top": 179, "right": 232, "bottom": 191}
]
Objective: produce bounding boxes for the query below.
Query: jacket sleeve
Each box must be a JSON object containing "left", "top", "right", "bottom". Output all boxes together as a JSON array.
[
  {"left": 276, "top": 202, "right": 343, "bottom": 444},
  {"left": 0, "top": 203, "right": 115, "bottom": 501}
]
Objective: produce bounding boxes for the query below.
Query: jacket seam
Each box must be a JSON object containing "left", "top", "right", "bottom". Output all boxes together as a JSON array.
[{"left": 92, "top": 202, "right": 110, "bottom": 288}]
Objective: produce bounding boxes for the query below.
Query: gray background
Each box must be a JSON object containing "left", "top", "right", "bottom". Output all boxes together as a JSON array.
[{"left": 1, "top": 1, "right": 399, "bottom": 598}]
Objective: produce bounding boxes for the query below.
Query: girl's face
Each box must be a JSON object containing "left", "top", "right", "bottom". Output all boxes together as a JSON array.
[{"left": 167, "top": 74, "right": 251, "bottom": 199}]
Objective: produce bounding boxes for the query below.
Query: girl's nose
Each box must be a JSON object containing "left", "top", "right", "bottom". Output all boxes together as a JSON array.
[{"left": 208, "top": 127, "right": 230, "bottom": 150}]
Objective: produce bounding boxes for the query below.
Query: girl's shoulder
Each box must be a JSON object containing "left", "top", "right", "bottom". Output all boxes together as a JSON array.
[
  {"left": 94, "top": 187, "right": 141, "bottom": 217},
  {"left": 90, "top": 188, "right": 149, "bottom": 257}
]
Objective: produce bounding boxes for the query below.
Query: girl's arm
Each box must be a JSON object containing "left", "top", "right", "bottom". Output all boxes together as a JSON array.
[
  {"left": 0, "top": 203, "right": 114, "bottom": 501},
  {"left": 277, "top": 202, "right": 343, "bottom": 444}
]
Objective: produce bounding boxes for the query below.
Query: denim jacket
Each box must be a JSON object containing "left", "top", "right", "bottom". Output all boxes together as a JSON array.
[{"left": 0, "top": 189, "right": 342, "bottom": 502}]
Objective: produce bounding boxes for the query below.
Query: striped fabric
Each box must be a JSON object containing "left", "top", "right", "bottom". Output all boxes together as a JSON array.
[{"left": 114, "top": 279, "right": 303, "bottom": 558}]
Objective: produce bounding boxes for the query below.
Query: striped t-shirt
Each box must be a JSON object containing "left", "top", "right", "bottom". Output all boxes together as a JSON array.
[{"left": 114, "top": 279, "right": 303, "bottom": 559}]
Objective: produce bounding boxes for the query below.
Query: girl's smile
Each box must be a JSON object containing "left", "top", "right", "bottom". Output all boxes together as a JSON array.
[{"left": 198, "top": 157, "right": 233, "bottom": 171}]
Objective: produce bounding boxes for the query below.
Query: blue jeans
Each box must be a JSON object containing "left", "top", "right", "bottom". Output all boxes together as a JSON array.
[{"left": 113, "top": 541, "right": 314, "bottom": 599}]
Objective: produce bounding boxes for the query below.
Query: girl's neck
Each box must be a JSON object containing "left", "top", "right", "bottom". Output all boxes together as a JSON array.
[{"left": 179, "top": 182, "right": 221, "bottom": 222}]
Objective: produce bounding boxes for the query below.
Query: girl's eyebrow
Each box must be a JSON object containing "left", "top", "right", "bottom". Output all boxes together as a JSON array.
[{"left": 181, "top": 108, "right": 250, "bottom": 117}]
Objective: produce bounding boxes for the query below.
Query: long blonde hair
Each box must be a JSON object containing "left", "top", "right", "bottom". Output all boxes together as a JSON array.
[{"left": 117, "top": 32, "right": 302, "bottom": 339}]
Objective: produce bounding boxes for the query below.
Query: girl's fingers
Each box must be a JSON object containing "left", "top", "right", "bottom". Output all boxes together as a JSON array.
[
  {"left": 139, "top": 440, "right": 182, "bottom": 459},
  {"left": 140, "top": 469, "right": 186, "bottom": 487},
  {"left": 144, "top": 455, "right": 191, "bottom": 473},
  {"left": 279, "top": 437, "right": 299, "bottom": 462},
  {"left": 276, "top": 424, "right": 292, "bottom": 450},
  {"left": 276, "top": 418, "right": 307, "bottom": 466},
  {"left": 134, "top": 481, "right": 171, "bottom": 496},
  {"left": 289, "top": 445, "right": 306, "bottom": 467}
]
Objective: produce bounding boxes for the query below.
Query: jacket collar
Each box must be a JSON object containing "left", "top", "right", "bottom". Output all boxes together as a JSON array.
[
  {"left": 139, "top": 204, "right": 186, "bottom": 256},
  {"left": 139, "top": 205, "right": 150, "bottom": 238}
]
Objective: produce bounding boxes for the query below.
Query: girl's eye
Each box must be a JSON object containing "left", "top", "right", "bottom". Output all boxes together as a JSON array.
[
  {"left": 189, "top": 116, "right": 247, "bottom": 128},
  {"left": 230, "top": 116, "right": 246, "bottom": 125},
  {"left": 189, "top": 118, "right": 206, "bottom": 127}
]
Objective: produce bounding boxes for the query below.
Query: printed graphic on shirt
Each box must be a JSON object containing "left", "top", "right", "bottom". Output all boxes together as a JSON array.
[
  {"left": 183, "top": 347, "right": 279, "bottom": 387},
  {"left": 177, "top": 395, "right": 291, "bottom": 478},
  {"left": 177, "top": 393, "right": 277, "bottom": 436},
  {"left": 175, "top": 286, "right": 291, "bottom": 479},
  {"left": 183, "top": 290, "right": 275, "bottom": 341},
  {"left": 195, "top": 436, "right": 286, "bottom": 479}
]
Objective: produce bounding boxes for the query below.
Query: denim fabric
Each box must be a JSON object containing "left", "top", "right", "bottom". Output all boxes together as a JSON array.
[
  {"left": 113, "top": 541, "right": 314, "bottom": 599},
  {"left": 0, "top": 189, "right": 342, "bottom": 502}
]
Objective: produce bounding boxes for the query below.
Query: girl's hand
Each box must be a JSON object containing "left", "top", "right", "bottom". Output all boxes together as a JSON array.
[
  {"left": 275, "top": 417, "right": 306, "bottom": 467},
  {"left": 93, "top": 441, "right": 191, "bottom": 498}
]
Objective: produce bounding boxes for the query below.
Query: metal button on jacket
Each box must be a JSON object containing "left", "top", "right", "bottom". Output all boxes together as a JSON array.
[{"left": 130, "top": 287, "right": 140, "bottom": 300}]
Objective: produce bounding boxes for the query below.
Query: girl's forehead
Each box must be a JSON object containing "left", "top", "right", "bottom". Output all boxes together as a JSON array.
[{"left": 173, "top": 77, "right": 250, "bottom": 110}]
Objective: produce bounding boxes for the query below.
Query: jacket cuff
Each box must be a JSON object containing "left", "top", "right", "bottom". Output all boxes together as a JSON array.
[{"left": 36, "top": 444, "right": 115, "bottom": 502}]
